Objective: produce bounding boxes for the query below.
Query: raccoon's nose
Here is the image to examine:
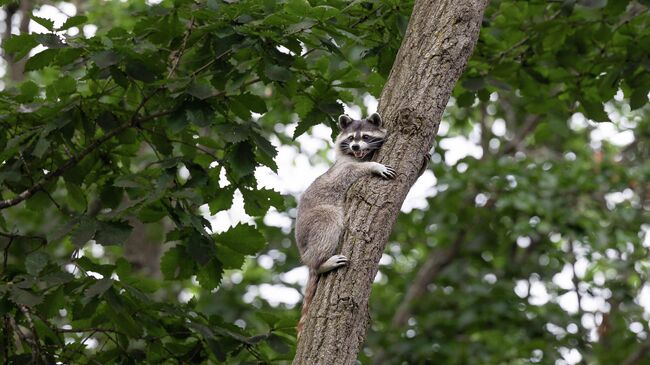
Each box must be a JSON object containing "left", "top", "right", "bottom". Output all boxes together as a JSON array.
[{"left": 351, "top": 144, "right": 360, "bottom": 151}]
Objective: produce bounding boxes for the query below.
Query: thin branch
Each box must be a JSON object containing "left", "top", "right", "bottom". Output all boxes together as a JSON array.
[
  {"left": 56, "top": 327, "right": 126, "bottom": 335},
  {"left": 192, "top": 48, "right": 233, "bottom": 76},
  {"left": 372, "top": 231, "right": 465, "bottom": 365},
  {"left": 0, "top": 231, "right": 47, "bottom": 244},
  {"left": 2, "top": 315, "right": 10, "bottom": 363},
  {"left": 478, "top": 103, "right": 490, "bottom": 160},
  {"left": 18, "top": 305, "right": 45, "bottom": 363},
  {"left": 2, "top": 235, "right": 14, "bottom": 273},
  {"left": 168, "top": 17, "right": 195, "bottom": 78},
  {"left": 500, "top": 114, "right": 543, "bottom": 155},
  {"left": 392, "top": 229, "right": 466, "bottom": 328},
  {"left": 138, "top": 126, "right": 222, "bottom": 162},
  {"left": 0, "top": 119, "right": 134, "bottom": 210}
]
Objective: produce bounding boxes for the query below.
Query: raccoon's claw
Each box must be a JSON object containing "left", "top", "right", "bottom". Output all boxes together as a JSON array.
[
  {"left": 370, "top": 162, "right": 396, "bottom": 179},
  {"left": 380, "top": 165, "right": 396, "bottom": 179},
  {"left": 318, "top": 255, "right": 349, "bottom": 273},
  {"left": 334, "top": 255, "right": 348, "bottom": 264}
]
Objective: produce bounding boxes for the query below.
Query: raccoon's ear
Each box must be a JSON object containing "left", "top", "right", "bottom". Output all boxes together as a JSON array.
[
  {"left": 338, "top": 115, "right": 352, "bottom": 129},
  {"left": 367, "top": 113, "right": 382, "bottom": 127}
]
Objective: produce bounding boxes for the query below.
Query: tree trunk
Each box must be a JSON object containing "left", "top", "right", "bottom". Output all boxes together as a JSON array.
[
  {"left": 293, "top": 0, "right": 489, "bottom": 363},
  {"left": 2, "top": 0, "right": 32, "bottom": 83}
]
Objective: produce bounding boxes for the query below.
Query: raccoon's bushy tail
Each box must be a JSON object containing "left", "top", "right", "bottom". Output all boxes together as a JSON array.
[{"left": 297, "top": 269, "right": 319, "bottom": 336}]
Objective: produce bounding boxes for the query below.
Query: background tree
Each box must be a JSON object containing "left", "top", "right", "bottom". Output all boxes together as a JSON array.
[{"left": 1, "top": 0, "right": 649, "bottom": 364}]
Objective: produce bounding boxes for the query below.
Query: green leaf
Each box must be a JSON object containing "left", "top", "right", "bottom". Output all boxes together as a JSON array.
[
  {"left": 457, "top": 92, "right": 475, "bottom": 108},
  {"left": 54, "top": 47, "right": 84, "bottom": 66},
  {"left": 59, "top": 15, "right": 88, "bottom": 30},
  {"left": 125, "top": 58, "right": 156, "bottom": 83},
  {"left": 285, "top": 0, "right": 312, "bottom": 16},
  {"left": 31, "top": 15, "right": 55, "bottom": 31},
  {"left": 187, "top": 80, "right": 215, "bottom": 100},
  {"left": 186, "top": 107, "right": 211, "bottom": 127},
  {"left": 186, "top": 231, "right": 216, "bottom": 266},
  {"left": 265, "top": 64, "right": 292, "bottom": 82},
  {"left": 208, "top": 187, "right": 234, "bottom": 214},
  {"left": 104, "top": 290, "right": 143, "bottom": 337},
  {"left": 293, "top": 109, "right": 323, "bottom": 139},
  {"left": 225, "top": 142, "right": 256, "bottom": 181},
  {"left": 32, "top": 134, "right": 51, "bottom": 159},
  {"left": 462, "top": 78, "right": 485, "bottom": 91},
  {"left": 311, "top": 5, "right": 339, "bottom": 21},
  {"left": 38, "top": 286, "right": 65, "bottom": 318},
  {"left": 97, "top": 111, "right": 119, "bottom": 131},
  {"left": 3, "top": 34, "right": 38, "bottom": 60},
  {"left": 580, "top": 99, "right": 608, "bottom": 122},
  {"left": 9, "top": 287, "right": 43, "bottom": 307},
  {"left": 196, "top": 258, "right": 224, "bottom": 290},
  {"left": 267, "top": 333, "right": 291, "bottom": 354},
  {"left": 251, "top": 131, "right": 278, "bottom": 171},
  {"left": 94, "top": 221, "right": 133, "bottom": 246},
  {"left": 237, "top": 93, "right": 267, "bottom": 113},
  {"left": 25, "top": 49, "right": 60, "bottom": 72},
  {"left": 91, "top": 51, "right": 121, "bottom": 68},
  {"left": 216, "top": 244, "right": 246, "bottom": 270},
  {"left": 161, "top": 245, "right": 195, "bottom": 280},
  {"left": 317, "top": 101, "right": 342, "bottom": 115},
  {"left": 76, "top": 257, "right": 115, "bottom": 277},
  {"left": 20, "top": 81, "right": 40, "bottom": 101},
  {"left": 41, "top": 271, "right": 74, "bottom": 286},
  {"left": 215, "top": 224, "right": 265, "bottom": 255},
  {"left": 53, "top": 75, "right": 77, "bottom": 96},
  {"left": 110, "top": 66, "right": 129, "bottom": 88},
  {"left": 72, "top": 217, "right": 98, "bottom": 247},
  {"left": 241, "top": 188, "right": 284, "bottom": 216},
  {"left": 65, "top": 181, "right": 87, "bottom": 212},
  {"left": 578, "top": 0, "right": 607, "bottom": 8},
  {"left": 294, "top": 95, "right": 314, "bottom": 118},
  {"left": 629, "top": 88, "right": 649, "bottom": 110},
  {"left": 214, "top": 123, "right": 250, "bottom": 143},
  {"left": 25, "top": 251, "right": 49, "bottom": 276},
  {"left": 85, "top": 278, "right": 113, "bottom": 298}
]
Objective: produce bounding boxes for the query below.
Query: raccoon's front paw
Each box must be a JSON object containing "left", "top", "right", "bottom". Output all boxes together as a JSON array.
[
  {"left": 372, "top": 163, "right": 396, "bottom": 179},
  {"left": 318, "top": 255, "right": 349, "bottom": 273}
]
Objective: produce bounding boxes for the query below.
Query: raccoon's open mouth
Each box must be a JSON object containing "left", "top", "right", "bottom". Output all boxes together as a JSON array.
[{"left": 353, "top": 150, "right": 369, "bottom": 159}]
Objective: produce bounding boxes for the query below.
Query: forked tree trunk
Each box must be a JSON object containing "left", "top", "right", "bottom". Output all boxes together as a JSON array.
[{"left": 293, "top": 0, "right": 489, "bottom": 363}]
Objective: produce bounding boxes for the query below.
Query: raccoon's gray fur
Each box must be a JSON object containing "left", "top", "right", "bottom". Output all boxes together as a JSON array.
[{"left": 295, "top": 112, "right": 396, "bottom": 334}]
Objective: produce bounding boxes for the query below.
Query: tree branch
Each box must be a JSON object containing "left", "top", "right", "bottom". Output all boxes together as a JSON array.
[
  {"left": 293, "top": 0, "right": 489, "bottom": 363},
  {"left": 0, "top": 118, "right": 136, "bottom": 210},
  {"left": 500, "top": 114, "right": 543, "bottom": 155},
  {"left": 391, "top": 230, "right": 465, "bottom": 329}
]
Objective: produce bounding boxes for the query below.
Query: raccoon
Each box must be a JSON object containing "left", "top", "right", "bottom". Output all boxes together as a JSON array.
[{"left": 295, "top": 112, "right": 396, "bottom": 334}]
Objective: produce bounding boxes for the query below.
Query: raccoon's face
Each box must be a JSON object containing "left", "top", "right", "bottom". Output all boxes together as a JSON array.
[{"left": 336, "top": 113, "right": 387, "bottom": 160}]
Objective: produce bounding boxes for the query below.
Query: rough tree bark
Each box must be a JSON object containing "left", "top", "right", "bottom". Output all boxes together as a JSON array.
[{"left": 293, "top": 1, "right": 489, "bottom": 363}]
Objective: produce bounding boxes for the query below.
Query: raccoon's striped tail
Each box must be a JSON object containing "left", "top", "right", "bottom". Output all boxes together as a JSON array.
[{"left": 297, "top": 269, "right": 319, "bottom": 337}]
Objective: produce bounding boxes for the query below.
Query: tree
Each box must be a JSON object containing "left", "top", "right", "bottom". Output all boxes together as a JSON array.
[
  {"left": 2, "top": 0, "right": 650, "bottom": 364},
  {"left": 0, "top": 0, "right": 413, "bottom": 362},
  {"left": 293, "top": 0, "right": 489, "bottom": 363}
]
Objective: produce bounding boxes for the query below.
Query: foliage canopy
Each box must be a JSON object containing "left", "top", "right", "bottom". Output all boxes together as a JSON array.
[{"left": 0, "top": 0, "right": 649, "bottom": 364}]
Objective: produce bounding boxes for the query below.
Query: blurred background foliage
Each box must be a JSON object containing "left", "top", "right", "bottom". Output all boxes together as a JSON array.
[{"left": 0, "top": 0, "right": 649, "bottom": 364}]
